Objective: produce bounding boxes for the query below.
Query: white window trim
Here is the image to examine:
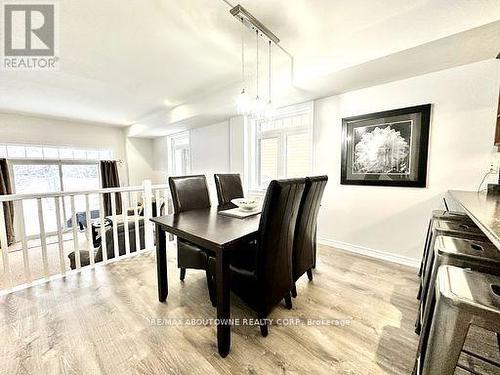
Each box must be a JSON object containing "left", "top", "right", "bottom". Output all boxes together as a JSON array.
[
  {"left": 166, "top": 131, "right": 191, "bottom": 176},
  {"left": 249, "top": 101, "right": 314, "bottom": 194},
  {"left": 0, "top": 143, "right": 113, "bottom": 161}
]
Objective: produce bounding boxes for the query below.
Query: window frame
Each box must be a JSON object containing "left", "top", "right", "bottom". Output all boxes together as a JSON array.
[
  {"left": 251, "top": 101, "right": 314, "bottom": 192},
  {"left": 9, "top": 159, "right": 101, "bottom": 239},
  {"left": 167, "top": 131, "right": 191, "bottom": 176},
  {"left": 0, "top": 143, "right": 112, "bottom": 161},
  {"left": 9, "top": 158, "right": 101, "bottom": 193}
]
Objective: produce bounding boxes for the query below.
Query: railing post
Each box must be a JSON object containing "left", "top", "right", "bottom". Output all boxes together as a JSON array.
[
  {"left": 110, "top": 192, "right": 119, "bottom": 259},
  {"left": 70, "top": 196, "right": 81, "bottom": 270},
  {"left": 0, "top": 202, "right": 11, "bottom": 286},
  {"left": 37, "top": 198, "right": 49, "bottom": 277},
  {"left": 122, "top": 193, "right": 130, "bottom": 255},
  {"left": 85, "top": 194, "right": 94, "bottom": 265},
  {"left": 134, "top": 192, "right": 140, "bottom": 251},
  {"left": 143, "top": 180, "right": 154, "bottom": 250},
  {"left": 99, "top": 194, "right": 108, "bottom": 262},
  {"left": 16, "top": 200, "right": 31, "bottom": 282},
  {"left": 54, "top": 197, "right": 66, "bottom": 275}
]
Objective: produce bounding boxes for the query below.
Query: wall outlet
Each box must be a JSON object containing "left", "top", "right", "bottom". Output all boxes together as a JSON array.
[{"left": 488, "top": 160, "right": 499, "bottom": 174}]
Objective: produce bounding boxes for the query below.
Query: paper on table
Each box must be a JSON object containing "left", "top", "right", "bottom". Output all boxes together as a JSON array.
[{"left": 218, "top": 207, "right": 261, "bottom": 219}]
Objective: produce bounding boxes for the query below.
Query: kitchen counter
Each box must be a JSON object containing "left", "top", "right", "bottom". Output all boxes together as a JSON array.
[{"left": 448, "top": 190, "right": 500, "bottom": 249}]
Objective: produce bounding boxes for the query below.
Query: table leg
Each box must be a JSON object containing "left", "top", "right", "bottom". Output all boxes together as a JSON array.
[
  {"left": 155, "top": 224, "right": 168, "bottom": 302},
  {"left": 216, "top": 250, "right": 230, "bottom": 357}
]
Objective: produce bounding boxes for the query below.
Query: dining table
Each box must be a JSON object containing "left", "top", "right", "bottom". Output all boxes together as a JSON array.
[{"left": 150, "top": 205, "right": 260, "bottom": 357}]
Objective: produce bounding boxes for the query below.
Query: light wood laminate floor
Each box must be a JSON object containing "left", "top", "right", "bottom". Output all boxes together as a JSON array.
[{"left": 1, "top": 244, "right": 495, "bottom": 374}]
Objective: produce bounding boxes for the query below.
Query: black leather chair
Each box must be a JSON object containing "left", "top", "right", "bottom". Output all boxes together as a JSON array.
[
  {"left": 168, "top": 175, "right": 215, "bottom": 302},
  {"left": 291, "top": 175, "right": 328, "bottom": 297},
  {"left": 210, "top": 178, "right": 305, "bottom": 336},
  {"left": 68, "top": 220, "right": 145, "bottom": 269},
  {"left": 214, "top": 173, "right": 244, "bottom": 207}
]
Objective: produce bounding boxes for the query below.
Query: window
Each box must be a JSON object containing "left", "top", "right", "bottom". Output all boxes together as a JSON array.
[
  {"left": 0, "top": 143, "right": 112, "bottom": 161},
  {"left": 167, "top": 132, "right": 191, "bottom": 176},
  {"left": 61, "top": 164, "right": 100, "bottom": 226},
  {"left": 2, "top": 143, "right": 110, "bottom": 236},
  {"left": 12, "top": 161, "right": 100, "bottom": 236},
  {"left": 252, "top": 102, "right": 313, "bottom": 189},
  {"left": 259, "top": 137, "right": 279, "bottom": 186},
  {"left": 13, "top": 164, "right": 61, "bottom": 236}
]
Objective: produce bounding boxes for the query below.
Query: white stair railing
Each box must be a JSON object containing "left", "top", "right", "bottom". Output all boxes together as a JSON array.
[{"left": 0, "top": 181, "right": 171, "bottom": 293}]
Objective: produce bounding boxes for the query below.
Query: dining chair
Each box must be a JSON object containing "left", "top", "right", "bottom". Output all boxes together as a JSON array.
[
  {"left": 291, "top": 175, "right": 328, "bottom": 298},
  {"left": 209, "top": 178, "right": 305, "bottom": 336},
  {"left": 214, "top": 173, "right": 244, "bottom": 207},
  {"left": 169, "top": 175, "right": 215, "bottom": 302}
]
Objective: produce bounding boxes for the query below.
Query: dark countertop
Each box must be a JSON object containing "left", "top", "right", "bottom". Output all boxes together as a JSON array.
[{"left": 448, "top": 190, "right": 500, "bottom": 249}]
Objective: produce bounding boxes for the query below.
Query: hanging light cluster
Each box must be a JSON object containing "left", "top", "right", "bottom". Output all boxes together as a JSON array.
[{"left": 237, "top": 22, "right": 274, "bottom": 120}]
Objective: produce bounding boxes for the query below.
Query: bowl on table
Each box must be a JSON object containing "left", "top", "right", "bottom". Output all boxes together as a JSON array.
[{"left": 231, "top": 198, "right": 259, "bottom": 211}]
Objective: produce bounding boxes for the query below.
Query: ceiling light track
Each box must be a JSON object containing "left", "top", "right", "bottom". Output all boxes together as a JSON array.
[
  {"left": 223, "top": 1, "right": 294, "bottom": 81},
  {"left": 229, "top": 5, "right": 280, "bottom": 45},
  {"left": 224, "top": 2, "right": 294, "bottom": 118}
]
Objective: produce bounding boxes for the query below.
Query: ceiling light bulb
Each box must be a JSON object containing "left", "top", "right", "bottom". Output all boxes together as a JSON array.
[
  {"left": 251, "top": 95, "right": 266, "bottom": 120},
  {"left": 237, "top": 88, "right": 251, "bottom": 115},
  {"left": 264, "top": 99, "right": 274, "bottom": 120}
]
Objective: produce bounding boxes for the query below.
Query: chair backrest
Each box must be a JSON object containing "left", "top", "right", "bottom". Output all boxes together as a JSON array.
[
  {"left": 293, "top": 175, "right": 328, "bottom": 281},
  {"left": 256, "top": 178, "right": 305, "bottom": 314},
  {"left": 214, "top": 173, "right": 244, "bottom": 206},
  {"left": 168, "top": 175, "right": 211, "bottom": 213}
]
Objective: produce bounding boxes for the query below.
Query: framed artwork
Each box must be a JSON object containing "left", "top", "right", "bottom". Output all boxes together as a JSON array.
[{"left": 341, "top": 104, "right": 431, "bottom": 187}]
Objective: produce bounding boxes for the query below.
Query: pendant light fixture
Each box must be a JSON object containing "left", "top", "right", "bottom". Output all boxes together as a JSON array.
[
  {"left": 252, "top": 28, "right": 265, "bottom": 120},
  {"left": 264, "top": 39, "right": 274, "bottom": 119},
  {"left": 228, "top": 4, "right": 292, "bottom": 120},
  {"left": 236, "top": 17, "right": 250, "bottom": 115}
]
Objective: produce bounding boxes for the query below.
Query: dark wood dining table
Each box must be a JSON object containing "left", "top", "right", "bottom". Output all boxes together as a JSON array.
[{"left": 150, "top": 206, "right": 260, "bottom": 357}]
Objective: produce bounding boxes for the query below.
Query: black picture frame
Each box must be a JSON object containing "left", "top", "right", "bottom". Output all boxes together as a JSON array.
[{"left": 341, "top": 104, "right": 431, "bottom": 188}]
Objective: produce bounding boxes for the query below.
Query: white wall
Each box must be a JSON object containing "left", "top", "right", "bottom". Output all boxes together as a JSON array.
[
  {"left": 229, "top": 116, "right": 245, "bottom": 173},
  {"left": 314, "top": 59, "right": 500, "bottom": 263},
  {"left": 152, "top": 136, "right": 169, "bottom": 183},
  {"left": 125, "top": 137, "right": 156, "bottom": 185},
  {"left": 0, "top": 112, "right": 130, "bottom": 184},
  {"left": 191, "top": 121, "right": 230, "bottom": 175},
  {"left": 190, "top": 121, "right": 231, "bottom": 202}
]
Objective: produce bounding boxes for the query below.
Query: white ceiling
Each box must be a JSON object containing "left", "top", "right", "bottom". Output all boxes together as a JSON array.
[{"left": 1, "top": 0, "right": 499, "bottom": 137}]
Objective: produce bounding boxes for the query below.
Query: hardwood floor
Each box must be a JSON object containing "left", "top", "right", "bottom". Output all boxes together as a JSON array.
[
  {"left": 0, "top": 243, "right": 491, "bottom": 374},
  {"left": 1, "top": 232, "right": 87, "bottom": 289}
]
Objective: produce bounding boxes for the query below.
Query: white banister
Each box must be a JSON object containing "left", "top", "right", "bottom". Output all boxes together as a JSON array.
[
  {"left": 143, "top": 180, "right": 154, "bottom": 250},
  {"left": 110, "top": 192, "right": 119, "bottom": 258},
  {"left": 155, "top": 189, "right": 161, "bottom": 217},
  {"left": 122, "top": 193, "right": 130, "bottom": 255},
  {"left": 0, "top": 181, "right": 170, "bottom": 293},
  {"left": 54, "top": 196, "right": 66, "bottom": 275},
  {"left": 0, "top": 185, "right": 148, "bottom": 202},
  {"left": 134, "top": 191, "right": 140, "bottom": 252},
  {"left": 85, "top": 194, "right": 94, "bottom": 265},
  {"left": 16, "top": 201, "right": 31, "bottom": 282},
  {"left": 70, "top": 195, "right": 81, "bottom": 270},
  {"left": 0, "top": 203, "right": 11, "bottom": 285},
  {"left": 99, "top": 194, "right": 108, "bottom": 262},
  {"left": 37, "top": 198, "right": 49, "bottom": 277}
]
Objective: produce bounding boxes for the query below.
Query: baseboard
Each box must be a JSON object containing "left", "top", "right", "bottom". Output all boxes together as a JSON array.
[{"left": 318, "top": 237, "right": 420, "bottom": 269}]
